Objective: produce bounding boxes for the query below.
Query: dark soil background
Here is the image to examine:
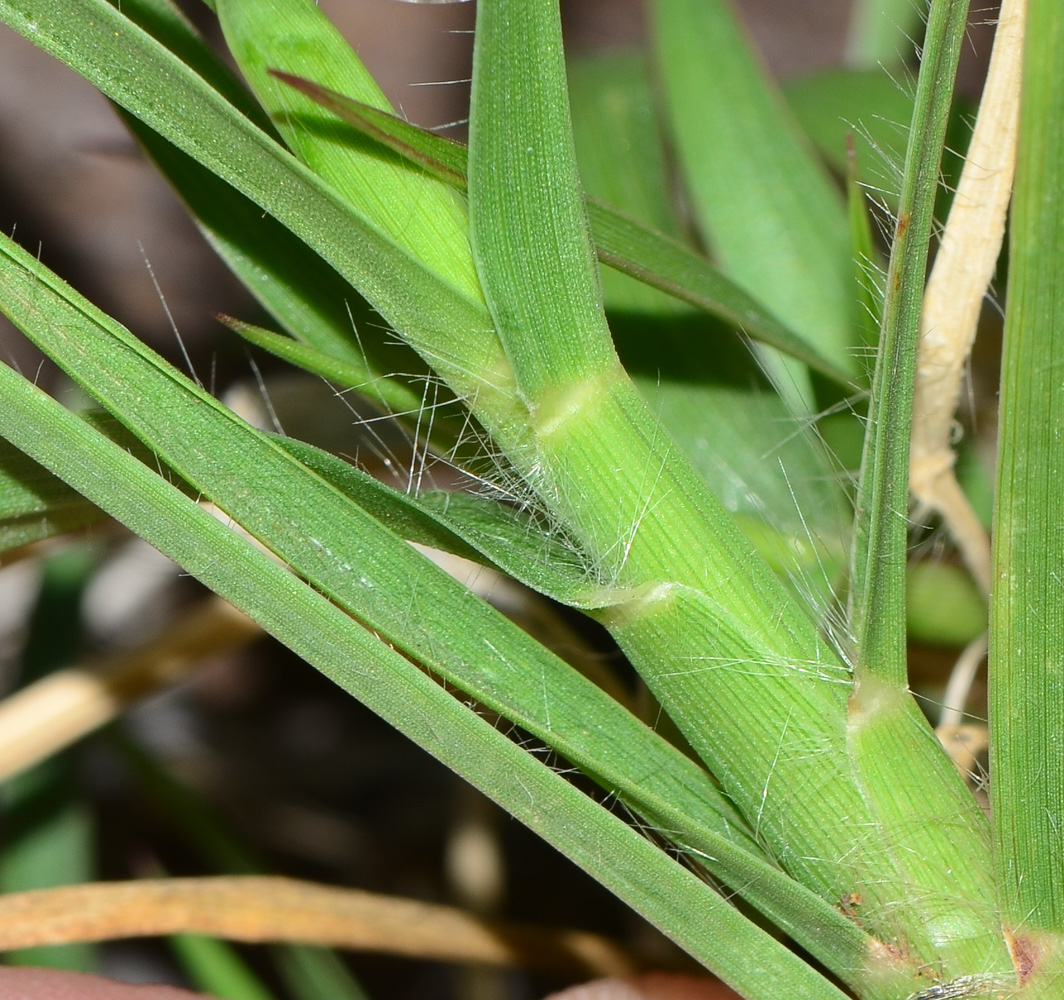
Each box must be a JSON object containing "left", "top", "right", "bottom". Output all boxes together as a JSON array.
[{"left": 0, "top": 2, "right": 996, "bottom": 998}]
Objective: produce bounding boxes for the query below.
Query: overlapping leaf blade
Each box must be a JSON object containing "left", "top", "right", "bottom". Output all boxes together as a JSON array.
[
  {"left": 0, "top": 234, "right": 855, "bottom": 1000},
  {"left": 270, "top": 70, "right": 851, "bottom": 385}
]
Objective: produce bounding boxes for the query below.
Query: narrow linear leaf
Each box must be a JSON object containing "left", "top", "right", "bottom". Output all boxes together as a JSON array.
[
  {"left": 274, "top": 436, "right": 593, "bottom": 606},
  {"left": 273, "top": 947, "right": 370, "bottom": 1000},
  {"left": 0, "top": 231, "right": 762, "bottom": 866},
  {"left": 0, "top": 0, "right": 520, "bottom": 439},
  {"left": 215, "top": 0, "right": 481, "bottom": 303},
  {"left": 849, "top": 0, "right": 972, "bottom": 685},
  {"left": 845, "top": 134, "right": 885, "bottom": 355},
  {"left": 101, "top": 0, "right": 277, "bottom": 135},
  {"left": 170, "top": 934, "right": 276, "bottom": 1000},
  {"left": 468, "top": 0, "right": 633, "bottom": 396},
  {"left": 990, "top": 0, "right": 1064, "bottom": 934},
  {"left": 0, "top": 440, "right": 107, "bottom": 556},
  {"left": 0, "top": 229, "right": 895, "bottom": 993},
  {"left": 0, "top": 366, "right": 849, "bottom": 1000},
  {"left": 653, "top": 0, "right": 858, "bottom": 374},
  {"left": 220, "top": 318, "right": 434, "bottom": 422},
  {"left": 268, "top": 72, "right": 468, "bottom": 182},
  {"left": 101, "top": 0, "right": 433, "bottom": 399},
  {"left": 123, "top": 112, "right": 435, "bottom": 400},
  {"left": 588, "top": 206, "right": 848, "bottom": 384}
]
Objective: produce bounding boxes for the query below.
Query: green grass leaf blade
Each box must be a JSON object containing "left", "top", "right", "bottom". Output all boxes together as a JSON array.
[
  {"left": 0, "top": 370, "right": 850, "bottom": 1000},
  {"left": 270, "top": 71, "right": 469, "bottom": 188},
  {"left": 0, "top": 764, "right": 97, "bottom": 972},
  {"left": 119, "top": 112, "right": 456, "bottom": 437},
  {"left": 272, "top": 947, "right": 371, "bottom": 1000},
  {"left": 468, "top": 0, "right": 615, "bottom": 397},
  {"left": 170, "top": 934, "right": 277, "bottom": 1000},
  {"left": 586, "top": 203, "right": 849, "bottom": 385},
  {"left": 990, "top": 0, "right": 1064, "bottom": 933},
  {"left": 0, "top": 220, "right": 907, "bottom": 992},
  {"left": 101, "top": 0, "right": 276, "bottom": 134},
  {"left": 0, "top": 233, "right": 758, "bottom": 862},
  {"left": 845, "top": 136, "right": 885, "bottom": 356},
  {"left": 848, "top": 0, "right": 972, "bottom": 685},
  {"left": 652, "top": 0, "right": 858, "bottom": 375},
  {"left": 273, "top": 436, "right": 594, "bottom": 605},
  {"left": 0, "top": 440, "right": 107, "bottom": 556},
  {"left": 215, "top": 0, "right": 481, "bottom": 303},
  {"left": 566, "top": 49, "right": 681, "bottom": 316},
  {"left": 220, "top": 318, "right": 432, "bottom": 421},
  {"left": 0, "top": 0, "right": 518, "bottom": 433},
  {"left": 120, "top": 113, "right": 398, "bottom": 366},
  {"left": 91, "top": 7, "right": 388, "bottom": 375}
]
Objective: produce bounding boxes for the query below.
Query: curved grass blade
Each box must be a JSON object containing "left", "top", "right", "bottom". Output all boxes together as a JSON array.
[
  {"left": 122, "top": 113, "right": 432, "bottom": 393},
  {"left": 95, "top": 0, "right": 431, "bottom": 392},
  {"left": 97, "top": 0, "right": 276, "bottom": 135},
  {"left": 0, "top": 231, "right": 757, "bottom": 857},
  {"left": 273, "top": 436, "right": 593, "bottom": 605}
]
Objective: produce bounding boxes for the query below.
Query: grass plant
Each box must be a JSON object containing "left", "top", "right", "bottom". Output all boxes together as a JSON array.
[{"left": 0, "top": 0, "right": 1060, "bottom": 997}]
